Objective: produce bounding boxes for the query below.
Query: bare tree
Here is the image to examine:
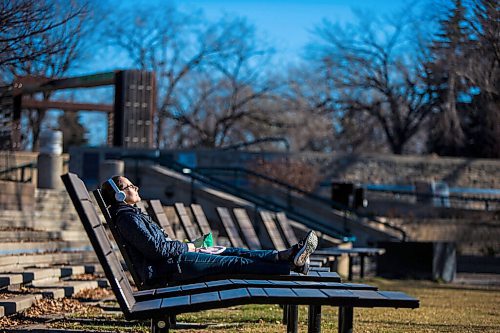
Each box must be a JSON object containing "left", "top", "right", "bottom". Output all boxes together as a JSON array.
[
  {"left": 103, "top": 4, "right": 279, "bottom": 148},
  {"left": 1, "top": 0, "right": 91, "bottom": 151},
  {"left": 168, "top": 19, "right": 280, "bottom": 148},
  {"left": 0, "top": 0, "right": 87, "bottom": 72},
  {"left": 308, "top": 7, "right": 437, "bottom": 154},
  {"left": 425, "top": 0, "right": 499, "bottom": 157},
  {"left": 101, "top": 4, "right": 203, "bottom": 147},
  {"left": 426, "top": 0, "right": 472, "bottom": 156},
  {"left": 463, "top": 0, "right": 500, "bottom": 157},
  {"left": 275, "top": 65, "right": 337, "bottom": 152},
  {"left": 57, "top": 111, "right": 87, "bottom": 152}
]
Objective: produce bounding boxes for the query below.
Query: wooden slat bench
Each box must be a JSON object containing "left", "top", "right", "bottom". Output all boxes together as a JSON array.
[
  {"left": 275, "top": 211, "right": 386, "bottom": 280},
  {"left": 93, "top": 190, "right": 340, "bottom": 330},
  {"left": 94, "top": 190, "right": 337, "bottom": 286},
  {"left": 62, "top": 172, "right": 419, "bottom": 333}
]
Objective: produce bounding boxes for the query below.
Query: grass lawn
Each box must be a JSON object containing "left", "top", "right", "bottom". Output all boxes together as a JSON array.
[{"left": 7, "top": 278, "right": 500, "bottom": 332}]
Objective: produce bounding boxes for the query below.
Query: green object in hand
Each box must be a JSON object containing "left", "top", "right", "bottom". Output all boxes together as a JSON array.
[{"left": 192, "top": 233, "right": 214, "bottom": 248}]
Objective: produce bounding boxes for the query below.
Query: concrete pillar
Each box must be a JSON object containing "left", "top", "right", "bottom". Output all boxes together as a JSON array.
[
  {"left": 99, "top": 159, "right": 125, "bottom": 184},
  {"left": 37, "top": 154, "right": 63, "bottom": 189},
  {"left": 336, "top": 242, "right": 352, "bottom": 279},
  {"left": 37, "top": 130, "right": 63, "bottom": 189}
]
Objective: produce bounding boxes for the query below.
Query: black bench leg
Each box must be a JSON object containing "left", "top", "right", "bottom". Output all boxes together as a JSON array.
[
  {"left": 283, "top": 304, "right": 289, "bottom": 325},
  {"left": 360, "top": 255, "right": 366, "bottom": 279},
  {"left": 151, "top": 317, "right": 170, "bottom": 333},
  {"left": 168, "top": 314, "right": 177, "bottom": 327},
  {"left": 287, "top": 305, "right": 299, "bottom": 333},
  {"left": 338, "top": 306, "right": 353, "bottom": 333},
  {"left": 308, "top": 305, "right": 322, "bottom": 333},
  {"left": 348, "top": 255, "right": 353, "bottom": 281}
]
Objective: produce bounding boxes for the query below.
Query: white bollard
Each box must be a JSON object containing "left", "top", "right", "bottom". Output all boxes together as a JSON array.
[{"left": 37, "top": 130, "right": 63, "bottom": 189}]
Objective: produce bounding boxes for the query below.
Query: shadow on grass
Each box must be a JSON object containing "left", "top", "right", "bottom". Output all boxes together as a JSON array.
[{"left": 359, "top": 318, "right": 499, "bottom": 331}]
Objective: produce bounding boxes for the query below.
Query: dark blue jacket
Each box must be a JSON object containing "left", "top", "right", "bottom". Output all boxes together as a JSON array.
[{"left": 109, "top": 203, "right": 188, "bottom": 284}]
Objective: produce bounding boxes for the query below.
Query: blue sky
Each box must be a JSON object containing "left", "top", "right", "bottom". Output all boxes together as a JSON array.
[
  {"left": 173, "top": 0, "right": 411, "bottom": 58},
  {"left": 78, "top": 0, "right": 413, "bottom": 146}
]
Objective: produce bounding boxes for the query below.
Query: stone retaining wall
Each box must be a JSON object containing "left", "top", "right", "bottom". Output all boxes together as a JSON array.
[
  {"left": 305, "top": 153, "right": 500, "bottom": 189},
  {"left": 67, "top": 147, "right": 500, "bottom": 189},
  {"left": 163, "top": 150, "right": 500, "bottom": 188}
]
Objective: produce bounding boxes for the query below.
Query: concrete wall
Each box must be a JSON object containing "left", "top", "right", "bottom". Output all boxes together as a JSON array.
[
  {"left": 0, "top": 181, "right": 35, "bottom": 210},
  {"left": 157, "top": 150, "right": 500, "bottom": 189},
  {"left": 0, "top": 151, "right": 38, "bottom": 185},
  {"left": 304, "top": 152, "right": 500, "bottom": 189},
  {"left": 69, "top": 147, "right": 500, "bottom": 189},
  {"left": 0, "top": 151, "right": 69, "bottom": 186}
]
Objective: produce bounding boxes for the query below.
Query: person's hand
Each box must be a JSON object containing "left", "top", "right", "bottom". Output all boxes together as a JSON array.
[{"left": 187, "top": 242, "right": 196, "bottom": 252}]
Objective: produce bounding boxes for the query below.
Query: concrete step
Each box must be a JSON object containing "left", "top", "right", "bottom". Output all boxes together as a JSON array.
[
  {"left": 35, "top": 188, "right": 72, "bottom": 200},
  {"left": 0, "top": 252, "right": 98, "bottom": 270},
  {"left": 0, "top": 265, "right": 97, "bottom": 290},
  {"left": 0, "top": 220, "right": 84, "bottom": 232},
  {"left": 0, "top": 210, "right": 34, "bottom": 222},
  {"left": 0, "top": 263, "right": 104, "bottom": 317},
  {"left": 34, "top": 280, "right": 99, "bottom": 297},
  {"left": 0, "top": 294, "right": 42, "bottom": 316},
  {"left": 10, "top": 268, "right": 62, "bottom": 284},
  {"left": 34, "top": 287, "right": 66, "bottom": 299},
  {"left": 0, "top": 280, "right": 100, "bottom": 317},
  {"left": 0, "top": 230, "right": 85, "bottom": 242},
  {"left": 30, "top": 276, "right": 60, "bottom": 286},
  {"left": 0, "top": 265, "right": 95, "bottom": 289},
  {"left": 0, "top": 241, "right": 91, "bottom": 256},
  {"left": 84, "top": 263, "right": 103, "bottom": 275},
  {"left": 0, "top": 274, "right": 23, "bottom": 288},
  {"left": 34, "top": 211, "right": 79, "bottom": 219},
  {"left": 34, "top": 198, "right": 76, "bottom": 208},
  {"left": 0, "top": 231, "right": 60, "bottom": 241},
  {"left": 0, "top": 209, "right": 78, "bottom": 220},
  {"left": 60, "top": 265, "right": 86, "bottom": 278}
]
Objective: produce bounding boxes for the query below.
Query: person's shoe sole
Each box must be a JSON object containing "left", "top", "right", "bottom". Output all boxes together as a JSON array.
[
  {"left": 293, "top": 231, "right": 318, "bottom": 267},
  {"left": 298, "top": 258, "right": 310, "bottom": 275}
]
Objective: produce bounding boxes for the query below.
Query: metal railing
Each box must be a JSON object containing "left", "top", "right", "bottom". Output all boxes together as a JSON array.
[
  {"left": 0, "top": 157, "right": 70, "bottom": 183},
  {"left": 189, "top": 166, "right": 408, "bottom": 241},
  {"left": 365, "top": 187, "right": 500, "bottom": 211},
  {"left": 118, "top": 153, "right": 358, "bottom": 242},
  {"left": 167, "top": 162, "right": 356, "bottom": 242},
  {"left": 0, "top": 162, "right": 36, "bottom": 183}
]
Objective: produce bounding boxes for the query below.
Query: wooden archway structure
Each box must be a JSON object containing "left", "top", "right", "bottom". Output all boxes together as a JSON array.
[{"left": 0, "top": 70, "right": 156, "bottom": 150}]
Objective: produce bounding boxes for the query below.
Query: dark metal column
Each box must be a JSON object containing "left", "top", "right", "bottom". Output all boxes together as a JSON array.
[
  {"left": 113, "top": 70, "right": 156, "bottom": 148},
  {"left": 338, "top": 306, "right": 353, "bottom": 333},
  {"left": 308, "top": 305, "right": 322, "bottom": 333},
  {"left": 287, "top": 304, "right": 299, "bottom": 333}
]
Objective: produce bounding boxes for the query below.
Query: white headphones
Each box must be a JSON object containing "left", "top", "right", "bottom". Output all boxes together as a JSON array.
[{"left": 107, "top": 178, "right": 127, "bottom": 202}]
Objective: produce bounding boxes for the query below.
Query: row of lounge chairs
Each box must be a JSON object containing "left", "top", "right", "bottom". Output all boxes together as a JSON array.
[{"left": 62, "top": 172, "right": 419, "bottom": 333}]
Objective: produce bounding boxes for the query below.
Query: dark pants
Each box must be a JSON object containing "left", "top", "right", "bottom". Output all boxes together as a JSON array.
[{"left": 170, "top": 247, "right": 291, "bottom": 282}]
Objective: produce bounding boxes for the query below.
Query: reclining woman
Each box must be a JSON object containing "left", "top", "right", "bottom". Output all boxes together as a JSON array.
[{"left": 101, "top": 176, "right": 318, "bottom": 286}]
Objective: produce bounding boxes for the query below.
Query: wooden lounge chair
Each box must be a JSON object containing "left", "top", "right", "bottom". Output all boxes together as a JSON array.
[
  {"left": 259, "top": 210, "right": 289, "bottom": 251},
  {"left": 274, "top": 211, "right": 386, "bottom": 280},
  {"left": 190, "top": 204, "right": 212, "bottom": 235},
  {"left": 174, "top": 203, "right": 200, "bottom": 241},
  {"left": 233, "top": 207, "right": 263, "bottom": 250},
  {"left": 95, "top": 191, "right": 337, "bottom": 283},
  {"left": 62, "top": 172, "right": 419, "bottom": 333},
  {"left": 216, "top": 206, "right": 246, "bottom": 248},
  {"left": 230, "top": 208, "right": 324, "bottom": 267},
  {"left": 147, "top": 200, "right": 177, "bottom": 239},
  {"left": 93, "top": 190, "right": 334, "bottom": 328}
]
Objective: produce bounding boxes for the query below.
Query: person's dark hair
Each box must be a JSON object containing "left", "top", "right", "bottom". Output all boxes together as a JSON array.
[{"left": 100, "top": 175, "right": 125, "bottom": 206}]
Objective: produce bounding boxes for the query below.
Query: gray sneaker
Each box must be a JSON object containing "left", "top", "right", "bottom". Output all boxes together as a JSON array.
[{"left": 292, "top": 230, "right": 318, "bottom": 267}]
